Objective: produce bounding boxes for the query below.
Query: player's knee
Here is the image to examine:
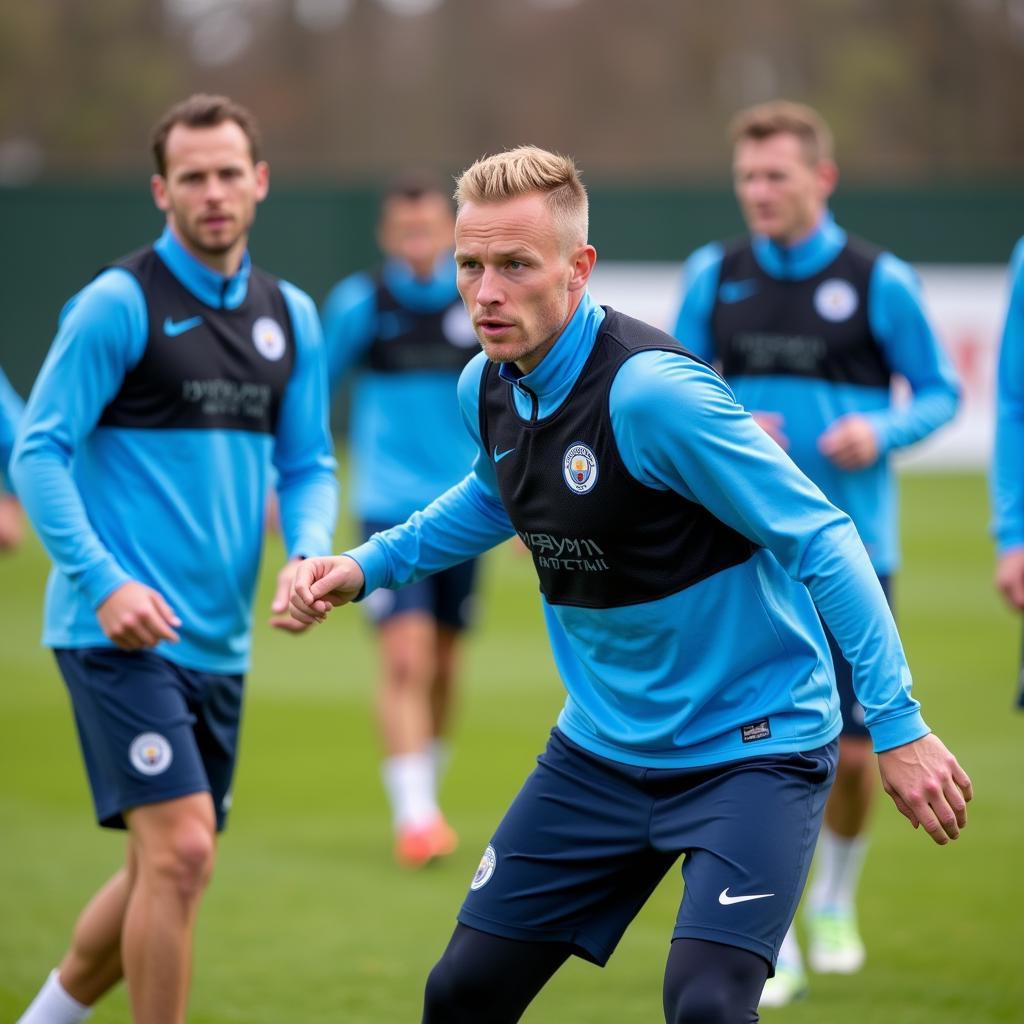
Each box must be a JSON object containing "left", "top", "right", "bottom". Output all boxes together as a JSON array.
[
  {"left": 422, "top": 954, "right": 478, "bottom": 1022},
  {"left": 664, "top": 978, "right": 738, "bottom": 1024},
  {"left": 148, "top": 821, "right": 216, "bottom": 900}
]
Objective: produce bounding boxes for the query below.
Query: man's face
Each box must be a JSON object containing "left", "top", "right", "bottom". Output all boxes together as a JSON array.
[
  {"left": 455, "top": 192, "right": 594, "bottom": 373},
  {"left": 378, "top": 194, "right": 455, "bottom": 279},
  {"left": 733, "top": 133, "right": 834, "bottom": 245},
  {"left": 151, "top": 120, "right": 268, "bottom": 265}
]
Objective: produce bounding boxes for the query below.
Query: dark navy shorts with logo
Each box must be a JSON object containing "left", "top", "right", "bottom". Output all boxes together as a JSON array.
[
  {"left": 459, "top": 728, "right": 837, "bottom": 970},
  {"left": 361, "top": 519, "right": 478, "bottom": 631},
  {"left": 820, "top": 573, "right": 891, "bottom": 739},
  {"left": 55, "top": 647, "right": 244, "bottom": 831}
]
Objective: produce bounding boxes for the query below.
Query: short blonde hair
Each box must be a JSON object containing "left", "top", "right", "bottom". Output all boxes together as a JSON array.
[
  {"left": 730, "top": 100, "right": 834, "bottom": 165},
  {"left": 454, "top": 145, "right": 588, "bottom": 247}
]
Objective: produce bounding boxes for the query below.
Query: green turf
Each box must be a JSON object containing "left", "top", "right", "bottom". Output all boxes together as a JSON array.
[{"left": 1, "top": 472, "right": 1021, "bottom": 1022}]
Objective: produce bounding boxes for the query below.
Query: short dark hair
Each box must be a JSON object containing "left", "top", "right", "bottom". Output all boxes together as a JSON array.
[
  {"left": 382, "top": 171, "right": 453, "bottom": 208},
  {"left": 729, "top": 100, "right": 834, "bottom": 165},
  {"left": 151, "top": 94, "right": 262, "bottom": 176}
]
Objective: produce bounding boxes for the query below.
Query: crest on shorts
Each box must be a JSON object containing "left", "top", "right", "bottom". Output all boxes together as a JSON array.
[
  {"left": 813, "top": 279, "right": 858, "bottom": 322},
  {"left": 129, "top": 732, "right": 173, "bottom": 776},
  {"left": 470, "top": 844, "right": 497, "bottom": 891},
  {"left": 562, "top": 442, "right": 598, "bottom": 495},
  {"left": 252, "top": 316, "right": 286, "bottom": 361}
]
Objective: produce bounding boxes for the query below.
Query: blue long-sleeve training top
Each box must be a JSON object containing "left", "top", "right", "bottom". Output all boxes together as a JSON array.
[
  {"left": 321, "top": 255, "right": 479, "bottom": 523},
  {"left": 11, "top": 227, "right": 338, "bottom": 673},
  {"left": 992, "top": 236, "right": 1024, "bottom": 554},
  {"left": 672, "top": 213, "right": 959, "bottom": 574},
  {"left": 344, "top": 291, "right": 927, "bottom": 769},
  {"left": 0, "top": 367, "right": 24, "bottom": 493}
]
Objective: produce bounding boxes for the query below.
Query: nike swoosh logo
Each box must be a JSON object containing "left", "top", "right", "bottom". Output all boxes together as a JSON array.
[
  {"left": 718, "top": 280, "right": 758, "bottom": 304},
  {"left": 719, "top": 888, "right": 775, "bottom": 905},
  {"left": 163, "top": 315, "right": 204, "bottom": 337},
  {"left": 493, "top": 446, "right": 516, "bottom": 462}
]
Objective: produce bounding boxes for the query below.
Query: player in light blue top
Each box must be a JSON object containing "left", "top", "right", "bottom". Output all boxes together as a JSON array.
[
  {"left": 672, "top": 101, "right": 959, "bottom": 1004},
  {"left": 992, "top": 236, "right": 1024, "bottom": 612},
  {"left": 12, "top": 96, "right": 337, "bottom": 1024},
  {"left": 321, "top": 176, "right": 480, "bottom": 868},
  {"left": 0, "top": 366, "right": 25, "bottom": 551},
  {"left": 290, "top": 146, "right": 971, "bottom": 1024}
]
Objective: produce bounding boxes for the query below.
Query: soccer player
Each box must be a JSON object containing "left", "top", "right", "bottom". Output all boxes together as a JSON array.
[
  {"left": 992, "top": 236, "right": 1024, "bottom": 611},
  {"left": 671, "top": 101, "right": 960, "bottom": 1006},
  {"left": 290, "top": 145, "right": 971, "bottom": 1024},
  {"left": 0, "top": 366, "right": 25, "bottom": 550},
  {"left": 321, "top": 175, "right": 480, "bottom": 867},
  {"left": 11, "top": 94, "right": 337, "bottom": 1024}
]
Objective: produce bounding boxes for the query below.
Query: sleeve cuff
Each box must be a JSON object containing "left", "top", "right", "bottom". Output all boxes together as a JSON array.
[
  {"left": 79, "top": 559, "right": 132, "bottom": 611},
  {"left": 869, "top": 708, "right": 930, "bottom": 754},
  {"left": 344, "top": 538, "right": 390, "bottom": 598}
]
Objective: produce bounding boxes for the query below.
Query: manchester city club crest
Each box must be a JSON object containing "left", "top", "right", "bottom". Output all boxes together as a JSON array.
[
  {"left": 129, "top": 732, "right": 173, "bottom": 776},
  {"left": 562, "top": 442, "right": 599, "bottom": 495},
  {"left": 470, "top": 844, "right": 497, "bottom": 891},
  {"left": 813, "top": 278, "right": 859, "bottom": 322},
  {"left": 252, "top": 316, "right": 286, "bottom": 361}
]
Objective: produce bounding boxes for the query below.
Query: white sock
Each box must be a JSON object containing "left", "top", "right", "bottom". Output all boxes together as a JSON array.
[
  {"left": 17, "top": 969, "right": 92, "bottom": 1024},
  {"left": 382, "top": 751, "right": 438, "bottom": 830},
  {"left": 776, "top": 923, "right": 803, "bottom": 971},
  {"left": 808, "top": 827, "right": 868, "bottom": 914}
]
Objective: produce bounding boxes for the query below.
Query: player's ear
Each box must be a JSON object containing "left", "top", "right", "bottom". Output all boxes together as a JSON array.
[
  {"left": 817, "top": 159, "right": 839, "bottom": 201},
  {"left": 254, "top": 161, "right": 270, "bottom": 203},
  {"left": 151, "top": 173, "right": 170, "bottom": 213},
  {"left": 568, "top": 244, "right": 597, "bottom": 294}
]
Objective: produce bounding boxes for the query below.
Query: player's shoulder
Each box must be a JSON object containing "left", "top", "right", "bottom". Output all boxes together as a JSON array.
[
  {"left": 1009, "top": 235, "right": 1024, "bottom": 279},
  {"left": 683, "top": 240, "right": 726, "bottom": 283},
  {"left": 60, "top": 266, "right": 147, "bottom": 329},
  {"left": 613, "top": 343, "right": 728, "bottom": 418},
  {"left": 868, "top": 248, "right": 922, "bottom": 298},
  {"left": 323, "top": 270, "right": 377, "bottom": 314},
  {"left": 456, "top": 350, "right": 490, "bottom": 406}
]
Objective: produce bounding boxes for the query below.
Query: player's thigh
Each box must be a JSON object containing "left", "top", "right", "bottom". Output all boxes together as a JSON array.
[
  {"left": 668, "top": 743, "right": 837, "bottom": 966},
  {"left": 55, "top": 648, "right": 212, "bottom": 830},
  {"left": 460, "top": 729, "right": 676, "bottom": 966}
]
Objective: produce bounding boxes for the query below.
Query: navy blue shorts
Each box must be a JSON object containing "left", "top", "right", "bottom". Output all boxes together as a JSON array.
[
  {"left": 55, "top": 648, "right": 244, "bottom": 832},
  {"left": 459, "top": 729, "right": 837, "bottom": 969},
  {"left": 820, "top": 574, "right": 892, "bottom": 739},
  {"left": 361, "top": 519, "right": 478, "bottom": 631}
]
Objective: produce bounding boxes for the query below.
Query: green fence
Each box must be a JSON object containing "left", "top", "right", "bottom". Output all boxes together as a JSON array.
[{"left": 2, "top": 182, "right": 1021, "bottom": 395}]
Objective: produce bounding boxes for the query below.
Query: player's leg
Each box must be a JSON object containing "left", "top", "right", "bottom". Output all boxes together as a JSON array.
[
  {"left": 665, "top": 742, "right": 837, "bottom": 1016},
  {"left": 422, "top": 924, "right": 573, "bottom": 1023},
  {"left": 663, "top": 938, "right": 768, "bottom": 1024},
  {"left": 440, "top": 729, "right": 674, "bottom": 1015},
  {"left": 16, "top": 849, "right": 136, "bottom": 1023},
  {"left": 425, "top": 557, "right": 478, "bottom": 808},
  {"left": 121, "top": 793, "right": 217, "bottom": 1024}
]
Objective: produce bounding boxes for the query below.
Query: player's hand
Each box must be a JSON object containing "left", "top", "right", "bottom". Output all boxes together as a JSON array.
[
  {"left": 751, "top": 412, "right": 788, "bottom": 450},
  {"left": 0, "top": 494, "right": 24, "bottom": 551},
  {"left": 994, "top": 548, "right": 1024, "bottom": 610},
  {"left": 818, "top": 415, "right": 879, "bottom": 469},
  {"left": 877, "top": 733, "right": 972, "bottom": 845},
  {"left": 97, "top": 581, "right": 181, "bottom": 650},
  {"left": 289, "top": 555, "right": 365, "bottom": 626},
  {"left": 269, "top": 557, "right": 308, "bottom": 633}
]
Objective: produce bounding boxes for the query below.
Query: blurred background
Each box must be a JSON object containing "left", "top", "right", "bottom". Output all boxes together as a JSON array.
[{"left": 2, "top": 3, "right": 1023, "bottom": 1021}]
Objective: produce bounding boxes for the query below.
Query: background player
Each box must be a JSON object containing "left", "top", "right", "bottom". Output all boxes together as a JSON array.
[
  {"left": 321, "top": 175, "right": 480, "bottom": 867},
  {"left": 0, "top": 366, "right": 25, "bottom": 551},
  {"left": 291, "top": 145, "right": 971, "bottom": 1024},
  {"left": 992, "top": 235, "right": 1024, "bottom": 615},
  {"left": 11, "top": 95, "right": 337, "bottom": 1024},
  {"left": 672, "top": 100, "right": 960, "bottom": 1006}
]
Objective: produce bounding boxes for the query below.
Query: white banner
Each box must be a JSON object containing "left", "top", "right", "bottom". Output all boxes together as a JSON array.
[{"left": 590, "top": 261, "right": 1009, "bottom": 470}]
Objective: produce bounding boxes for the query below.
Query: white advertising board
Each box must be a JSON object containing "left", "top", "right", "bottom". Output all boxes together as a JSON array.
[{"left": 590, "top": 261, "right": 1010, "bottom": 470}]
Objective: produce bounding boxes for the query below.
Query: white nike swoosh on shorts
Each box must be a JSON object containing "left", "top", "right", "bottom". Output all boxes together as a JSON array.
[{"left": 718, "top": 888, "right": 775, "bottom": 905}]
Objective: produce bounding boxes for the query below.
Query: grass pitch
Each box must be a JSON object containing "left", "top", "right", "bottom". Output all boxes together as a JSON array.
[{"left": 1, "top": 472, "right": 1021, "bottom": 1022}]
